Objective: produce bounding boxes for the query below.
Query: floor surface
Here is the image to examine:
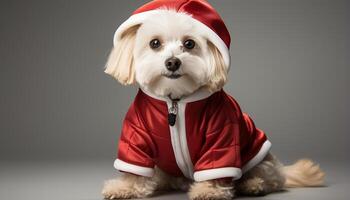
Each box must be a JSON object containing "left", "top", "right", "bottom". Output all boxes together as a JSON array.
[{"left": 0, "top": 161, "right": 348, "bottom": 200}]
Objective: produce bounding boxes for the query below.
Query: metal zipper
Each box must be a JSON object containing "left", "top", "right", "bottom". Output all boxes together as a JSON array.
[
  {"left": 168, "top": 100, "right": 178, "bottom": 126},
  {"left": 167, "top": 100, "right": 194, "bottom": 179}
]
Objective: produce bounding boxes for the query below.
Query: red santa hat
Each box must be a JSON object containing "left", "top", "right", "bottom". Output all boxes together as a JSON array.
[{"left": 113, "top": 0, "right": 231, "bottom": 70}]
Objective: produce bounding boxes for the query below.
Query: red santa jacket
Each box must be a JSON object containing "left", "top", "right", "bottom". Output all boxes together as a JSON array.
[{"left": 114, "top": 88, "right": 271, "bottom": 181}]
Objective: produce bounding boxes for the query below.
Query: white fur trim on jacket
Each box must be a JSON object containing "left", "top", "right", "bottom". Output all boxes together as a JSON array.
[
  {"left": 113, "top": 10, "right": 230, "bottom": 71},
  {"left": 114, "top": 159, "right": 154, "bottom": 177},
  {"left": 242, "top": 140, "right": 272, "bottom": 173},
  {"left": 194, "top": 167, "right": 242, "bottom": 182},
  {"left": 193, "top": 140, "right": 271, "bottom": 181}
]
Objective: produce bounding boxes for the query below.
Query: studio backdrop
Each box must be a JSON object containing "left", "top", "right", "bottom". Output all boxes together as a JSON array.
[{"left": 1, "top": 0, "right": 349, "bottom": 166}]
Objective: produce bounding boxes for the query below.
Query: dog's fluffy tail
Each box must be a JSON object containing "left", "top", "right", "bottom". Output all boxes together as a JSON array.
[{"left": 282, "top": 159, "right": 325, "bottom": 188}]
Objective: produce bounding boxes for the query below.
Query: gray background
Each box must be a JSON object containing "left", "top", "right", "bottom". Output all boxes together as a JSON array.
[{"left": 0, "top": 0, "right": 349, "bottom": 200}]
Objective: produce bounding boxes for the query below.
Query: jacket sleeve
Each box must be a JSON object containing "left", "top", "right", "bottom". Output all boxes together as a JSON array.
[
  {"left": 114, "top": 104, "right": 155, "bottom": 177},
  {"left": 193, "top": 121, "right": 242, "bottom": 182}
]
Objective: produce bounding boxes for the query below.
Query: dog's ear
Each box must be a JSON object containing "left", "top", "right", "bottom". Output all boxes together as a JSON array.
[
  {"left": 206, "top": 40, "right": 228, "bottom": 91},
  {"left": 104, "top": 25, "right": 140, "bottom": 85}
]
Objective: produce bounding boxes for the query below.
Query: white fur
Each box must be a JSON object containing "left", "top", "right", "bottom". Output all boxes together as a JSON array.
[
  {"left": 103, "top": 9, "right": 325, "bottom": 200},
  {"left": 105, "top": 10, "right": 225, "bottom": 99}
]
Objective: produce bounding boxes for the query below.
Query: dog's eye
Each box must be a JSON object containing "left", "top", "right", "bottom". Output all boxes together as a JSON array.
[
  {"left": 183, "top": 39, "right": 195, "bottom": 50},
  {"left": 149, "top": 39, "right": 161, "bottom": 49}
]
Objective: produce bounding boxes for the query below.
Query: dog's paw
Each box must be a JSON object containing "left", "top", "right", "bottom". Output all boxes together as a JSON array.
[
  {"left": 188, "top": 181, "right": 234, "bottom": 200},
  {"left": 237, "top": 177, "right": 266, "bottom": 196},
  {"left": 102, "top": 179, "right": 137, "bottom": 199}
]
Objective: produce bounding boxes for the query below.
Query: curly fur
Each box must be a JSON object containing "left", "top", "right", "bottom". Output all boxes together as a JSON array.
[
  {"left": 188, "top": 180, "right": 235, "bottom": 200},
  {"left": 283, "top": 159, "right": 325, "bottom": 188},
  {"left": 102, "top": 167, "right": 189, "bottom": 199},
  {"left": 102, "top": 154, "right": 325, "bottom": 199}
]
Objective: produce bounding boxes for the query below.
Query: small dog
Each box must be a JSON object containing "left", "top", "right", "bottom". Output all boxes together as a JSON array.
[{"left": 102, "top": 1, "right": 324, "bottom": 199}]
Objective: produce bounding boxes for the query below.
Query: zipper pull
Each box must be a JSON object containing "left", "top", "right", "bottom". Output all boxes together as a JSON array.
[{"left": 168, "top": 100, "right": 178, "bottom": 126}]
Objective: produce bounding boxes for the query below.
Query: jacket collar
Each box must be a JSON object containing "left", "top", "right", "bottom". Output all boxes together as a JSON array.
[{"left": 140, "top": 87, "right": 214, "bottom": 103}]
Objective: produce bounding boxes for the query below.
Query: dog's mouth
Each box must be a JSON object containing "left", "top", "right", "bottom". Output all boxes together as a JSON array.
[{"left": 162, "top": 73, "right": 182, "bottom": 79}]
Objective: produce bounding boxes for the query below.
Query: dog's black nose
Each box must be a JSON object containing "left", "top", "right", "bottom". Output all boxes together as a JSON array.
[{"left": 165, "top": 57, "right": 181, "bottom": 72}]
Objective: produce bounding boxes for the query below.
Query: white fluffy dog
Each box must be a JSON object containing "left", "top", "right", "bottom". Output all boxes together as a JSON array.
[
  {"left": 105, "top": 10, "right": 225, "bottom": 99},
  {"left": 102, "top": 8, "right": 324, "bottom": 200}
]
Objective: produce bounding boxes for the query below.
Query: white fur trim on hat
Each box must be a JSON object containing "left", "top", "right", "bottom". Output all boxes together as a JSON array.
[{"left": 113, "top": 10, "right": 230, "bottom": 71}]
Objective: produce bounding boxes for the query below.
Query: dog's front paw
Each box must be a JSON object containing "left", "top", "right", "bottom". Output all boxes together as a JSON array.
[
  {"left": 102, "top": 179, "right": 137, "bottom": 199},
  {"left": 237, "top": 177, "right": 266, "bottom": 196},
  {"left": 188, "top": 181, "right": 235, "bottom": 200}
]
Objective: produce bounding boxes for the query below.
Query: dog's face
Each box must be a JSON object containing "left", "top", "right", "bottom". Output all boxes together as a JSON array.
[{"left": 105, "top": 10, "right": 227, "bottom": 99}]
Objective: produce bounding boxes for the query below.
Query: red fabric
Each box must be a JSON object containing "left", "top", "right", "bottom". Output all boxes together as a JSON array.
[
  {"left": 131, "top": 0, "right": 230, "bottom": 48},
  {"left": 117, "top": 89, "right": 268, "bottom": 177}
]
